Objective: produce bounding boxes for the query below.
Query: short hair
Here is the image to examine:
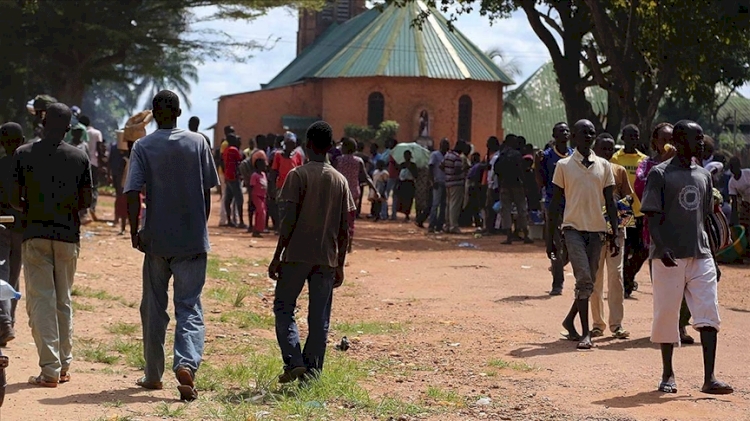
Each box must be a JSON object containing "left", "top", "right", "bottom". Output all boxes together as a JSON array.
[
  {"left": 306, "top": 121, "right": 333, "bottom": 152},
  {"left": 553, "top": 122, "right": 567, "bottom": 129},
  {"left": 224, "top": 125, "right": 235, "bottom": 135},
  {"left": 188, "top": 116, "right": 200, "bottom": 129},
  {"left": 0, "top": 122, "right": 24, "bottom": 138},
  {"left": 517, "top": 136, "right": 527, "bottom": 145},
  {"left": 341, "top": 137, "right": 357, "bottom": 154},
  {"left": 596, "top": 132, "right": 614, "bottom": 141},
  {"left": 78, "top": 115, "right": 91, "bottom": 126},
  {"left": 152, "top": 90, "right": 180, "bottom": 111},
  {"left": 454, "top": 140, "right": 468, "bottom": 153},
  {"left": 621, "top": 124, "right": 639, "bottom": 135},
  {"left": 45, "top": 103, "right": 73, "bottom": 126},
  {"left": 505, "top": 133, "right": 517, "bottom": 142}
]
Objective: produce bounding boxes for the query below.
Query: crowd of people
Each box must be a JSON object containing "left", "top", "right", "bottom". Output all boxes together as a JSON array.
[{"left": 0, "top": 86, "right": 742, "bottom": 405}]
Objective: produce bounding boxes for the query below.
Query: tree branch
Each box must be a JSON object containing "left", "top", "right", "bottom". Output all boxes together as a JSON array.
[
  {"left": 540, "top": 7, "right": 564, "bottom": 38},
  {"left": 521, "top": 0, "right": 562, "bottom": 63}
]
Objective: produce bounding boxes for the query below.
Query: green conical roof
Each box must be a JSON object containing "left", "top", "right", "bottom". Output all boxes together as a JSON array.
[{"left": 264, "top": 1, "right": 514, "bottom": 90}]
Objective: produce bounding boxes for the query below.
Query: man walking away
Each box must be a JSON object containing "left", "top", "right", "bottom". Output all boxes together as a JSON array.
[
  {"left": 591, "top": 133, "right": 631, "bottom": 340},
  {"left": 222, "top": 134, "right": 246, "bottom": 229},
  {"left": 537, "top": 123, "right": 572, "bottom": 295},
  {"left": 0, "top": 123, "right": 25, "bottom": 346},
  {"left": 12, "top": 103, "right": 93, "bottom": 387},
  {"left": 641, "top": 120, "right": 732, "bottom": 395},
  {"left": 268, "top": 121, "right": 355, "bottom": 383},
  {"left": 442, "top": 140, "right": 469, "bottom": 234},
  {"left": 428, "top": 138, "right": 449, "bottom": 233},
  {"left": 125, "top": 90, "right": 219, "bottom": 401},
  {"left": 484, "top": 136, "right": 502, "bottom": 235},
  {"left": 79, "top": 116, "right": 101, "bottom": 222},
  {"left": 611, "top": 124, "right": 648, "bottom": 298},
  {"left": 547, "top": 119, "right": 619, "bottom": 350},
  {"left": 188, "top": 116, "right": 212, "bottom": 150},
  {"left": 496, "top": 135, "right": 532, "bottom": 244}
]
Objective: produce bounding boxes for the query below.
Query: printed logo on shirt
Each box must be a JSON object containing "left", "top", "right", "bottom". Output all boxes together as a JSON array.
[{"left": 679, "top": 185, "right": 701, "bottom": 211}]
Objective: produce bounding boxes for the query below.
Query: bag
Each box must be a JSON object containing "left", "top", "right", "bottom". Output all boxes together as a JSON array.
[
  {"left": 238, "top": 158, "right": 253, "bottom": 185},
  {"left": 706, "top": 206, "right": 732, "bottom": 255},
  {"left": 494, "top": 149, "right": 521, "bottom": 185}
]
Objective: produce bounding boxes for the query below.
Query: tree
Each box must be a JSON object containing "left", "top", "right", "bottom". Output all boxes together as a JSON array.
[
  {"left": 484, "top": 47, "right": 527, "bottom": 118},
  {"left": 386, "top": 0, "right": 750, "bottom": 135},
  {"left": 130, "top": 49, "right": 200, "bottom": 111}
]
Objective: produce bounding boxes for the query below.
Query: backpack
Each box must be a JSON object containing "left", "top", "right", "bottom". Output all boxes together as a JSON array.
[
  {"left": 238, "top": 158, "right": 254, "bottom": 185},
  {"left": 494, "top": 148, "right": 521, "bottom": 186}
]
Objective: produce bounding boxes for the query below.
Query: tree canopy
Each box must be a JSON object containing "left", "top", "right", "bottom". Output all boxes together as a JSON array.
[{"left": 386, "top": 0, "right": 750, "bottom": 135}]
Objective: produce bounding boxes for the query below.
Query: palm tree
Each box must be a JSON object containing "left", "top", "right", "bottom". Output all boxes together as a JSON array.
[
  {"left": 485, "top": 47, "right": 529, "bottom": 118},
  {"left": 131, "top": 49, "right": 199, "bottom": 111}
]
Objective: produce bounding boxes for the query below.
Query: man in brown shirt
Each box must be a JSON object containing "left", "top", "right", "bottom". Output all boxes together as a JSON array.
[
  {"left": 268, "top": 121, "right": 355, "bottom": 383},
  {"left": 591, "top": 133, "right": 632, "bottom": 339}
]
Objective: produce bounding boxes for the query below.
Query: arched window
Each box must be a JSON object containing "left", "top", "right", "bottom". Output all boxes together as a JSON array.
[
  {"left": 367, "top": 92, "right": 385, "bottom": 128},
  {"left": 457, "top": 95, "right": 473, "bottom": 143}
]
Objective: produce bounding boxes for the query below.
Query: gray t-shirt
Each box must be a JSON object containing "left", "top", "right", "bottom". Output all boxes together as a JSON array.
[
  {"left": 640, "top": 159, "right": 713, "bottom": 260},
  {"left": 124, "top": 129, "right": 219, "bottom": 257},
  {"left": 429, "top": 151, "right": 445, "bottom": 184}
]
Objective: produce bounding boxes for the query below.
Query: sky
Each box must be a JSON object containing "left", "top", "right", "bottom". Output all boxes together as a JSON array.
[
  {"left": 183, "top": 5, "right": 551, "bottom": 143},
  {"left": 182, "top": 3, "right": 750, "bottom": 143}
]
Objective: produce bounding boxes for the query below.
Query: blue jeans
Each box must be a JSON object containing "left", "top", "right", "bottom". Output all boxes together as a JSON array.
[
  {"left": 563, "top": 229, "right": 603, "bottom": 300},
  {"left": 380, "top": 179, "right": 398, "bottom": 220},
  {"left": 429, "top": 183, "right": 446, "bottom": 231},
  {"left": 141, "top": 253, "right": 207, "bottom": 382},
  {"left": 274, "top": 263, "right": 334, "bottom": 373}
]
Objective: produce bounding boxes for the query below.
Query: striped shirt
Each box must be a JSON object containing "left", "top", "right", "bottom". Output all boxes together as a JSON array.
[{"left": 443, "top": 151, "right": 465, "bottom": 188}]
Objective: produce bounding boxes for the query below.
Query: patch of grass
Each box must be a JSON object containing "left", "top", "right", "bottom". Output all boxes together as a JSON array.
[
  {"left": 73, "top": 301, "right": 95, "bottom": 312},
  {"left": 113, "top": 339, "right": 145, "bottom": 369},
  {"left": 72, "top": 286, "right": 133, "bottom": 307},
  {"left": 219, "top": 310, "right": 274, "bottom": 330},
  {"left": 333, "top": 321, "right": 405, "bottom": 336},
  {"left": 207, "top": 286, "right": 234, "bottom": 303},
  {"left": 488, "top": 358, "right": 536, "bottom": 372},
  {"left": 154, "top": 402, "right": 188, "bottom": 418},
  {"left": 100, "top": 367, "right": 125, "bottom": 376},
  {"left": 106, "top": 322, "right": 139, "bottom": 336},
  {"left": 207, "top": 257, "right": 241, "bottom": 283},
  {"left": 101, "top": 400, "right": 124, "bottom": 408},
  {"left": 90, "top": 416, "right": 135, "bottom": 421},
  {"left": 425, "top": 386, "right": 466, "bottom": 408},
  {"left": 78, "top": 338, "right": 119, "bottom": 365},
  {"left": 233, "top": 288, "right": 249, "bottom": 308}
]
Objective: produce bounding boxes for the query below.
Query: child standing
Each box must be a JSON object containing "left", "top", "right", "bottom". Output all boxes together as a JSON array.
[
  {"left": 250, "top": 160, "right": 268, "bottom": 238},
  {"left": 372, "top": 160, "right": 389, "bottom": 221}
]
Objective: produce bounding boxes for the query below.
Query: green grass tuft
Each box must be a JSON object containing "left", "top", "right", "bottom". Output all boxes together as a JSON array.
[
  {"left": 425, "top": 386, "right": 466, "bottom": 407},
  {"left": 333, "top": 321, "right": 405, "bottom": 336},
  {"left": 106, "top": 322, "right": 139, "bottom": 336},
  {"left": 219, "top": 310, "right": 274, "bottom": 330},
  {"left": 488, "top": 358, "right": 536, "bottom": 372},
  {"left": 72, "top": 301, "right": 95, "bottom": 312},
  {"left": 154, "top": 401, "right": 188, "bottom": 418},
  {"left": 78, "top": 338, "right": 119, "bottom": 365}
]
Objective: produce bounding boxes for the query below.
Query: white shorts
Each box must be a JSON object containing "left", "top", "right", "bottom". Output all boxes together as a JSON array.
[{"left": 651, "top": 257, "right": 720, "bottom": 344}]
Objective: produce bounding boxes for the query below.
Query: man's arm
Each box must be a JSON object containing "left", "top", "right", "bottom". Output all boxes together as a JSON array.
[
  {"left": 127, "top": 191, "right": 141, "bottom": 238},
  {"left": 603, "top": 185, "right": 620, "bottom": 257},
  {"left": 359, "top": 159, "right": 378, "bottom": 193},
  {"left": 731, "top": 195, "right": 740, "bottom": 226},
  {"left": 204, "top": 188, "right": 211, "bottom": 220},
  {"left": 78, "top": 163, "right": 94, "bottom": 211},
  {"left": 200, "top": 141, "right": 219, "bottom": 221},
  {"left": 534, "top": 151, "right": 545, "bottom": 189},
  {"left": 272, "top": 201, "right": 300, "bottom": 262},
  {"left": 546, "top": 185, "right": 564, "bottom": 258},
  {"left": 10, "top": 154, "right": 23, "bottom": 212}
]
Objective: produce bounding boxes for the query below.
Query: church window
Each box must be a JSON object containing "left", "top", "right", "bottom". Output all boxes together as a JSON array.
[
  {"left": 368, "top": 92, "right": 385, "bottom": 128},
  {"left": 458, "top": 95, "right": 472, "bottom": 142}
]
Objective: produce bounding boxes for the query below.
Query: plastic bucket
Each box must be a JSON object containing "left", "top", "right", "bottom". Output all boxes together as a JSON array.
[{"left": 716, "top": 225, "right": 748, "bottom": 263}]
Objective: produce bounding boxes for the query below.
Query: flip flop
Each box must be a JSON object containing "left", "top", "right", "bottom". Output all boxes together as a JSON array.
[
  {"left": 702, "top": 381, "right": 733, "bottom": 395},
  {"left": 136, "top": 377, "right": 163, "bottom": 390},
  {"left": 577, "top": 338, "right": 593, "bottom": 350},
  {"left": 658, "top": 381, "right": 677, "bottom": 393},
  {"left": 560, "top": 331, "right": 581, "bottom": 341}
]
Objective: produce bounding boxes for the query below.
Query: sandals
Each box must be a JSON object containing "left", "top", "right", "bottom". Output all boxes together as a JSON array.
[
  {"left": 136, "top": 377, "right": 163, "bottom": 390},
  {"left": 577, "top": 338, "right": 593, "bottom": 350},
  {"left": 28, "top": 375, "right": 58, "bottom": 388},
  {"left": 702, "top": 381, "right": 734, "bottom": 395},
  {"left": 176, "top": 366, "right": 198, "bottom": 402},
  {"left": 590, "top": 328, "right": 604, "bottom": 338},
  {"left": 658, "top": 381, "right": 678, "bottom": 393},
  {"left": 59, "top": 371, "right": 71, "bottom": 384}
]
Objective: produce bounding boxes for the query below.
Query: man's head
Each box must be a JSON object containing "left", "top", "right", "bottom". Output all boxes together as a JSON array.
[
  {"left": 552, "top": 122, "right": 570, "bottom": 144},
  {"left": 341, "top": 137, "right": 357, "bottom": 155},
  {"left": 227, "top": 133, "right": 240, "bottom": 148},
  {"left": 504, "top": 134, "right": 517, "bottom": 148},
  {"left": 151, "top": 90, "right": 181, "bottom": 126},
  {"left": 621, "top": 124, "right": 640, "bottom": 152},
  {"left": 78, "top": 115, "right": 91, "bottom": 127},
  {"left": 703, "top": 135, "right": 715, "bottom": 160},
  {"left": 486, "top": 136, "right": 500, "bottom": 153},
  {"left": 470, "top": 152, "right": 480, "bottom": 165},
  {"left": 369, "top": 142, "right": 379, "bottom": 155},
  {"left": 454, "top": 140, "right": 468, "bottom": 154},
  {"left": 594, "top": 132, "right": 616, "bottom": 161},
  {"left": 403, "top": 150, "right": 412, "bottom": 162},
  {"left": 255, "top": 134, "right": 265, "bottom": 150},
  {"left": 651, "top": 122, "right": 673, "bottom": 154},
  {"left": 0, "top": 122, "right": 24, "bottom": 155},
  {"left": 572, "top": 119, "right": 596, "bottom": 154},
  {"left": 306, "top": 121, "right": 334, "bottom": 154},
  {"left": 248, "top": 136, "right": 256, "bottom": 151},
  {"left": 729, "top": 156, "right": 742, "bottom": 177},
  {"left": 43, "top": 103, "right": 73, "bottom": 141},
  {"left": 672, "top": 120, "right": 705, "bottom": 160},
  {"left": 439, "top": 138, "right": 450, "bottom": 154},
  {"left": 188, "top": 116, "right": 200, "bottom": 132},
  {"left": 71, "top": 126, "right": 85, "bottom": 144}
]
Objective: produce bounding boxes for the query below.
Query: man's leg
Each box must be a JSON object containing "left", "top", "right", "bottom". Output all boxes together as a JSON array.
[
  {"left": 485, "top": 188, "right": 499, "bottom": 234},
  {"left": 7, "top": 231, "right": 22, "bottom": 328},
  {"left": 0, "top": 229, "right": 13, "bottom": 336},
  {"left": 219, "top": 177, "right": 228, "bottom": 226},
  {"left": 390, "top": 179, "right": 399, "bottom": 220},
  {"left": 274, "top": 263, "right": 312, "bottom": 372},
  {"left": 380, "top": 179, "right": 394, "bottom": 220},
  {"left": 140, "top": 253, "right": 172, "bottom": 383},
  {"left": 223, "top": 183, "right": 234, "bottom": 226},
  {"left": 448, "top": 186, "right": 463, "bottom": 232},
  {"left": 563, "top": 230, "right": 597, "bottom": 348},
  {"left": 549, "top": 212, "right": 565, "bottom": 294},
  {"left": 650, "top": 258, "right": 687, "bottom": 391},
  {"left": 90, "top": 165, "right": 99, "bottom": 220},
  {"left": 590, "top": 241, "right": 608, "bottom": 334},
  {"left": 512, "top": 187, "right": 530, "bottom": 241},
  {"left": 683, "top": 258, "right": 732, "bottom": 394},
  {"left": 624, "top": 217, "right": 648, "bottom": 295},
  {"left": 499, "top": 188, "right": 513, "bottom": 238},
  {"left": 429, "top": 184, "right": 442, "bottom": 231},
  {"left": 302, "top": 265, "right": 335, "bottom": 376},
  {"left": 232, "top": 181, "right": 245, "bottom": 226},
  {"left": 52, "top": 241, "right": 79, "bottom": 376},
  {"left": 23, "top": 239, "right": 62, "bottom": 382},
  {"left": 607, "top": 231, "right": 626, "bottom": 334},
  {"left": 170, "top": 253, "right": 207, "bottom": 376}
]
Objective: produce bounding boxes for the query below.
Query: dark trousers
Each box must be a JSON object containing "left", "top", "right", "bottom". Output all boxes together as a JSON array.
[
  {"left": 623, "top": 216, "right": 648, "bottom": 293},
  {"left": 428, "top": 183, "right": 446, "bottom": 231},
  {"left": 466, "top": 184, "right": 484, "bottom": 227},
  {"left": 274, "top": 263, "right": 335, "bottom": 373},
  {"left": 0, "top": 229, "right": 22, "bottom": 328},
  {"left": 267, "top": 193, "right": 278, "bottom": 230},
  {"left": 485, "top": 188, "right": 499, "bottom": 234},
  {"left": 224, "top": 180, "right": 244, "bottom": 225},
  {"left": 548, "top": 212, "right": 568, "bottom": 292}
]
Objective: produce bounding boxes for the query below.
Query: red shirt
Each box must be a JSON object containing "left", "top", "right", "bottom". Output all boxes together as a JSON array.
[
  {"left": 222, "top": 146, "right": 243, "bottom": 181},
  {"left": 272, "top": 152, "right": 302, "bottom": 188},
  {"left": 388, "top": 155, "right": 399, "bottom": 179}
]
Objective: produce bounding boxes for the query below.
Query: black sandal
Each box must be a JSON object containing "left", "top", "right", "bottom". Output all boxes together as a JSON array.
[{"left": 658, "top": 381, "right": 677, "bottom": 393}]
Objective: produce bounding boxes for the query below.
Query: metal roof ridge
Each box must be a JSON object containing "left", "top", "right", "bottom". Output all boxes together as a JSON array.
[{"left": 416, "top": 0, "right": 471, "bottom": 79}]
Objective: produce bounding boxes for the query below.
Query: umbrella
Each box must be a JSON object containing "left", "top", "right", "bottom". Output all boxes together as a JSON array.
[{"left": 391, "top": 142, "right": 431, "bottom": 168}]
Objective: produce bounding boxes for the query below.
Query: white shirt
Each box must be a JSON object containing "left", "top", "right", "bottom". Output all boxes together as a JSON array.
[
  {"left": 488, "top": 151, "right": 500, "bottom": 190},
  {"left": 87, "top": 126, "right": 103, "bottom": 167},
  {"left": 729, "top": 169, "right": 750, "bottom": 201}
]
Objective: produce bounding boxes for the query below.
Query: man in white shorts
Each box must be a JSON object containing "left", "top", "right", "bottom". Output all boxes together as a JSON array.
[{"left": 641, "top": 120, "right": 732, "bottom": 395}]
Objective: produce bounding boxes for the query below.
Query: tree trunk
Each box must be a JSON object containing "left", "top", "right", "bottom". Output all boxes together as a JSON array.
[
  {"left": 604, "top": 92, "right": 623, "bottom": 135},
  {"left": 55, "top": 73, "right": 86, "bottom": 108}
]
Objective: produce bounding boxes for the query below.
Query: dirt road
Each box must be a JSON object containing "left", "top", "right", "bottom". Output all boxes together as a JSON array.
[{"left": 1, "top": 194, "right": 749, "bottom": 420}]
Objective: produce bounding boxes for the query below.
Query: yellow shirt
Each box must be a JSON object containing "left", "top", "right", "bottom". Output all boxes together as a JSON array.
[
  {"left": 552, "top": 150, "right": 615, "bottom": 233},
  {"left": 610, "top": 149, "right": 648, "bottom": 216}
]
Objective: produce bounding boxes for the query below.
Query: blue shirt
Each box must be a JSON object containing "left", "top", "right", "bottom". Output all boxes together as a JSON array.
[
  {"left": 125, "top": 129, "right": 219, "bottom": 257},
  {"left": 541, "top": 146, "right": 573, "bottom": 208}
]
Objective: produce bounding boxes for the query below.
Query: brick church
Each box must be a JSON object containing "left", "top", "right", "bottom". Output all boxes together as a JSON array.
[{"left": 214, "top": 0, "right": 513, "bottom": 151}]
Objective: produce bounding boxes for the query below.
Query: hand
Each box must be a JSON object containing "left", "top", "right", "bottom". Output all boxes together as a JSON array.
[
  {"left": 661, "top": 250, "right": 678, "bottom": 268},
  {"left": 334, "top": 266, "right": 344, "bottom": 288},
  {"left": 268, "top": 258, "right": 282, "bottom": 281},
  {"left": 609, "top": 235, "right": 620, "bottom": 257},
  {"left": 546, "top": 241, "right": 557, "bottom": 261}
]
